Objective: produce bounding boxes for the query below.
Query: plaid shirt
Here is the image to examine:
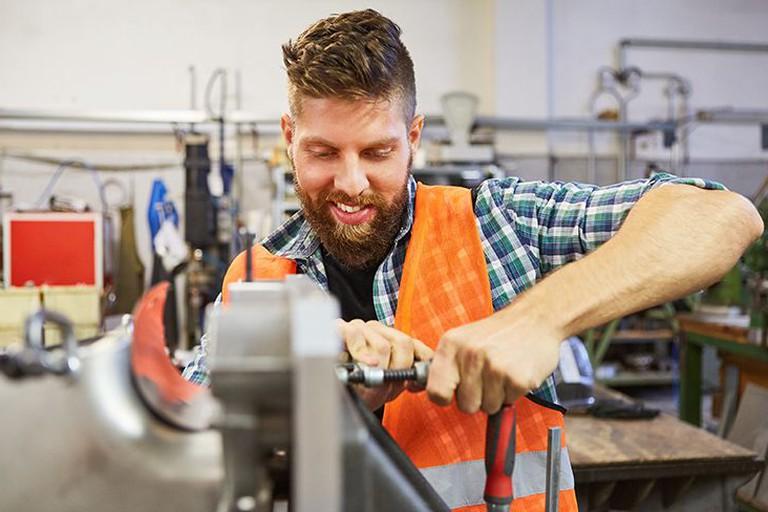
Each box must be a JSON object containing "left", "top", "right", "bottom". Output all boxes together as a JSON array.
[{"left": 184, "top": 172, "right": 724, "bottom": 401}]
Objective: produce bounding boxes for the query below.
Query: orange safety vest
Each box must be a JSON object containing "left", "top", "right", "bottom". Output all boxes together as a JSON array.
[{"left": 222, "top": 183, "right": 578, "bottom": 511}]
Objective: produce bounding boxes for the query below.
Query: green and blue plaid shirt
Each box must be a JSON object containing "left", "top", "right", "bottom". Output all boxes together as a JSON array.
[{"left": 184, "top": 172, "right": 723, "bottom": 401}]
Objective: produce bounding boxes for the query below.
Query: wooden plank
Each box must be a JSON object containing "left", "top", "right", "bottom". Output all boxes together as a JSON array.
[
  {"left": 566, "top": 386, "right": 755, "bottom": 471},
  {"left": 566, "top": 412, "right": 755, "bottom": 467},
  {"left": 593, "top": 329, "right": 676, "bottom": 342},
  {"left": 599, "top": 370, "right": 678, "bottom": 387},
  {"left": 677, "top": 314, "right": 750, "bottom": 344}
]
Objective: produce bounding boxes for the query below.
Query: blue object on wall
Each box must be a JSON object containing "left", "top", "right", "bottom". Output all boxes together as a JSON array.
[{"left": 147, "top": 179, "right": 179, "bottom": 248}]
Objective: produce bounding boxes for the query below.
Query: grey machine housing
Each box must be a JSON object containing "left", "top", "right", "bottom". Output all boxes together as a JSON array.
[{"left": 0, "top": 275, "right": 447, "bottom": 512}]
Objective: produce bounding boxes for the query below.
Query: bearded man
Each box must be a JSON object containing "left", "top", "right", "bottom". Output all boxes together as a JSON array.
[{"left": 184, "top": 9, "right": 763, "bottom": 511}]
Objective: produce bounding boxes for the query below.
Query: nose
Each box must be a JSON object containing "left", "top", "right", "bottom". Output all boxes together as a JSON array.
[{"left": 333, "top": 154, "right": 369, "bottom": 198}]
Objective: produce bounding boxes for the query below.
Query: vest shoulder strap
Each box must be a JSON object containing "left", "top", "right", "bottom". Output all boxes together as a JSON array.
[
  {"left": 394, "top": 183, "right": 492, "bottom": 340},
  {"left": 221, "top": 245, "right": 297, "bottom": 303}
]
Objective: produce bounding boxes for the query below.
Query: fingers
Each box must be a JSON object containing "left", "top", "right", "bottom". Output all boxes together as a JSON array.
[
  {"left": 363, "top": 327, "right": 393, "bottom": 369},
  {"left": 369, "top": 321, "right": 412, "bottom": 370},
  {"left": 456, "top": 347, "right": 485, "bottom": 414},
  {"left": 481, "top": 364, "right": 505, "bottom": 414},
  {"left": 341, "top": 319, "right": 380, "bottom": 366},
  {"left": 412, "top": 339, "right": 435, "bottom": 362},
  {"left": 341, "top": 319, "right": 431, "bottom": 371},
  {"left": 426, "top": 337, "right": 460, "bottom": 406}
]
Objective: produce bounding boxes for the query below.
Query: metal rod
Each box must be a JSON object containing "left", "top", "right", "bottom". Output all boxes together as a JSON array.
[
  {"left": 619, "top": 38, "right": 768, "bottom": 72},
  {"left": 696, "top": 109, "right": 768, "bottom": 124},
  {"left": 467, "top": 116, "right": 676, "bottom": 133},
  {"left": 621, "top": 37, "right": 768, "bottom": 53},
  {"left": 0, "top": 108, "right": 280, "bottom": 128},
  {"left": 545, "top": 427, "right": 562, "bottom": 512}
]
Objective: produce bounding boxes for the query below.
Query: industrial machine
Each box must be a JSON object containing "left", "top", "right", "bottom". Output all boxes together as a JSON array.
[{"left": 0, "top": 276, "right": 448, "bottom": 512}]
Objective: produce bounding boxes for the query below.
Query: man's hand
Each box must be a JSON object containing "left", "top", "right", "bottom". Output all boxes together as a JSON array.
[
  {"left": 426, "top": 307, "right": 562, "bottom": 415},
  {"left": 337, "top": 319, "right": 434, "bottom": 411}
]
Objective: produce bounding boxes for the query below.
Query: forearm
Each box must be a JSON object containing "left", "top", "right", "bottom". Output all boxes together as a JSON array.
[{"left": 504, "top": 185, "right": 764, "bottom": 339}]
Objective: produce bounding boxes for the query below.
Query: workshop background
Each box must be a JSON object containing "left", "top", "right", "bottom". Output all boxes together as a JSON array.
[{"left": 2, "top": 1, "right": 768, "bottom": 511}]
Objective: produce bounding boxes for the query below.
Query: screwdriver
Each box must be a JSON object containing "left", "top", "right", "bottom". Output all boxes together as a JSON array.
[{"left": 484, "top": 403, "right": 516, "bottom": 512}]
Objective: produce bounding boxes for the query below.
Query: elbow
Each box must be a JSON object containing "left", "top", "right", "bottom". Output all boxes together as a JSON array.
[
  {"left": 737, "top": 194, "right": 764, "bottom": 243},
  {"left": 720, "top": 192, "right": 764, "bottom": 249}
]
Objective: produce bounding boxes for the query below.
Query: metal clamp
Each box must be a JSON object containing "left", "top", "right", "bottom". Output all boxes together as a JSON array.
[{"left": 0, "top": 309, "right": 80, "bottom": 379}]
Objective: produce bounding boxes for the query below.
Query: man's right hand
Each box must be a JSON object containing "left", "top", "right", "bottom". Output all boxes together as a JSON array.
[{"left": 337, "top": 319, "right": 433, "bottom": 411}]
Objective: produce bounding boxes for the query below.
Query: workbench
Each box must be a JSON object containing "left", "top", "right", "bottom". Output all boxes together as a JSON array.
[
  {"left": 567, "top": 386, "right": 760, "bottom": 511},
  {"left": 677, "top": 314, "right": 768, "bottom": 427}
]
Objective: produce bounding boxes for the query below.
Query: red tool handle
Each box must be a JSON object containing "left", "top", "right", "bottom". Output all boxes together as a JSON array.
[{"left": 483, "top": 403, "right": 516, "bottom": 509}]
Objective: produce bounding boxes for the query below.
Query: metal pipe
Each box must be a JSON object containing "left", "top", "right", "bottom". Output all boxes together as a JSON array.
[
  {"left": 0, "top": 108, "right": 676, "bottom": 134},
  {"left": 545, "top": 0, "right": 556, "bottom": 181},
  {"left": 0, "top": 108, "right": 209, "bottom": 124},
  {"left": 696, "top": 108, "right": 768, "bottom": 124},
  {"left": 234, "top": 70, "right": 245, "bottom": 209},
  {"left": 619, "top": 38, "right": 768, "bottom": 72},
  {"left": 465, "top": 116, "right": 676, "bottom": 133},
  {"left": 544, "top": 427, "right": 562, "bottom": 512},
  {"left": 586, "top": 70, "right": 623, "bottom": 183}
]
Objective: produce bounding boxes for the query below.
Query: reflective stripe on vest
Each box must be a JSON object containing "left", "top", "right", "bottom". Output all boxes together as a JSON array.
[{"left": 421, "top": 448, "right": 575, "bottom": 509}]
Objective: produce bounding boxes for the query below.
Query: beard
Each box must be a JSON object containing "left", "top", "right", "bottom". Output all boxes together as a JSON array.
[{"left": 294, "top": 160, "right": 411, "bottom": 270}]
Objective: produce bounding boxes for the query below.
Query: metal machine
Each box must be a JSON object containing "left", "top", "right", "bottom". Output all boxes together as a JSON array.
[{"left": 0, "top": 276, "right": 447, "bottom": 512}]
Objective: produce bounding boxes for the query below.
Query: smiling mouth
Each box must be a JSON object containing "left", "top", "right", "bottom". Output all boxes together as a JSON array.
[
  {"left": 329, "top": 202, "right": 375, "bottom": 225},
  {"left": 335, "top": 202, "right": 363, "bottom": 213}
]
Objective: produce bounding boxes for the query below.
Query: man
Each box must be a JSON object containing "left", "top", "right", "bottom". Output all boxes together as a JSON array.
[{"left": 184, "top": 9, "right": 763, "bottom": 511}]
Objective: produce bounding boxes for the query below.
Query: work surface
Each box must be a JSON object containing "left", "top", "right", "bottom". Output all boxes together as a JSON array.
[{"left": 565, "top": 388, "right": 760, "bottom": 483}]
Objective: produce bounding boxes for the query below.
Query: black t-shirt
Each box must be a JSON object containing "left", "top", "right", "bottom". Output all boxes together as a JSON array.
[
  {"left": 321, "top": 246, "right": 379, "bottom": 322},
  {"left": 321, "top": 185, "right": 480, "bottom": 320}
]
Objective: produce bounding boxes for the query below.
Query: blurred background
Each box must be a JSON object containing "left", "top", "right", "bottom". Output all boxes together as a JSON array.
[{"left": 1, "top": 0, "right": 767, "bottom": 350}]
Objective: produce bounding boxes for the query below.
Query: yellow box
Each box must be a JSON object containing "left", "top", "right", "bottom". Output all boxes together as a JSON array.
[
  {"left": 0, "top": 287, "right": 41, "bottom": 347},
  {"left": 40, "top": 285, "right": 100, "bottom": 325}
]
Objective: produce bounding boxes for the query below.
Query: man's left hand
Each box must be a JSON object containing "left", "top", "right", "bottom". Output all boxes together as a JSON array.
[{"left": 425, "top": 309, "right": 562, "bottom": 414}]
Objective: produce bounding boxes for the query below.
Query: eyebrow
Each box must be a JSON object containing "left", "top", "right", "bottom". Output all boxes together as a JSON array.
[{"left": 300, "top": 136, "right": 400, "bottom": 149}]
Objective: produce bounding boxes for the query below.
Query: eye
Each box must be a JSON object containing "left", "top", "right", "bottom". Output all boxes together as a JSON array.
[
  {"left": 307, "top": 149, "right": 337, "bottom": 160},
  {"left": 364, "top": 148, "right": 393, "bottom": 160}
]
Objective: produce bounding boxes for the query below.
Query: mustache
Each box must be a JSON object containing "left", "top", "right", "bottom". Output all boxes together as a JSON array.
[{"left": 322, "top": 190, "right": 386, "bottom": 208}]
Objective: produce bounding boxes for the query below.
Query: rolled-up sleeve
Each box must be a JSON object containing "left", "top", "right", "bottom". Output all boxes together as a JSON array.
[{"left": 477, "top": 172, "right": 725, "bottom": 276}]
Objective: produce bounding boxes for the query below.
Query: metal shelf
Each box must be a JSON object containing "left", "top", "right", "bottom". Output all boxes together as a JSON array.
[
  {"left": 596, "top": 329, "right": 676, "bottom": 344},
  {"left": 599, "top": 370, "right": 678, "bottom": 387}
]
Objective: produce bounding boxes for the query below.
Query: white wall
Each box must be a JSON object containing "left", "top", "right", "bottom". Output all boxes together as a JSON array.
[
  {"left": 0, "top": 0, "right": 495, "bottom": 117},
  {"left": 2, "top": 0, "right": 767, "bottom": 160}
]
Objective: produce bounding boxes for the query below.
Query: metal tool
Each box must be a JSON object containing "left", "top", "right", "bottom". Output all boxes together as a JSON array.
[
  {"left": 337, "top": 361, "right": 430, "bottom": 388},
  {"left": 484, "top": 404, "right": 516, "bottom": 512},
  {"left": 545, "top": 427, "right": 563, "bottom": 512}
]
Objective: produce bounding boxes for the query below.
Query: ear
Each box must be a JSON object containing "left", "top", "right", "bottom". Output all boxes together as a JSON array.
[
  {"left": 281, "top": 113, "right": 294, "bottom": 146},
  {"left": 408, "top": 114, "right": 425, "bottom": 153}
]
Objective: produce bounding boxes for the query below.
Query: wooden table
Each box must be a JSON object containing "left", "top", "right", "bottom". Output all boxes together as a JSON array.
[
  {"left": 677, "top": 314, "right": 768, "bottom": 426},
  {"left": 566, "top": 387, "right": 760, "bottom": 511}
]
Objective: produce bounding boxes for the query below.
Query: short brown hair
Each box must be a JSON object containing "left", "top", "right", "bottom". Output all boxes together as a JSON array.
[{"left": 282, "top": 9, "right": 416, "bottom": 120}]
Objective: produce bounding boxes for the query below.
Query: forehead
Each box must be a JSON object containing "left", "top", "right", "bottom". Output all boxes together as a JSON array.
[{"left": 293, "top": 97, "right": 408, "bottom": 146}]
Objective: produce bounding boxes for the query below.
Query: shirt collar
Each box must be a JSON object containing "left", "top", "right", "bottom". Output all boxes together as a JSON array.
[{"left": 262, "top": 175, "right": 417, "bottom": 262}]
